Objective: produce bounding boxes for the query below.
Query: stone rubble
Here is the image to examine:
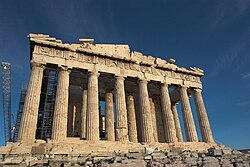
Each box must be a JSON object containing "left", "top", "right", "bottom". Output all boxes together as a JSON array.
[{"left": 0, "top": 146, "right": 249, "bottom": 167}]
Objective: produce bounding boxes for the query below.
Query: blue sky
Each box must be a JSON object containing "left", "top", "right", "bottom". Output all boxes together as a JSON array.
[{"left": 0, "top": 0, "right": 250, "bottom": 149}]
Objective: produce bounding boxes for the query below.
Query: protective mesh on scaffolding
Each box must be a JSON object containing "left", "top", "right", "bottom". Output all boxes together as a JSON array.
[
  {"left": 36, "top": 70, "right": 58, "bottom": 140},
  {"left": 13, "top": 84, "right": 27, "bottom": 142}
]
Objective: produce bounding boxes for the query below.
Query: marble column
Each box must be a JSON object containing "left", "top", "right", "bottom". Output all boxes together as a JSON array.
[
  {"left": 51, "top": 67, "right": 70, "bottom": 140},
  {"left": 105, "top": 90, "right": 115, "bottom": 141},
  {"left": 161, "top": 83, "right": 177, "bottom": 143},
  {"left": 149, "top": 98, "right": 158, "bottom": 142},
  {"left": 86, "top": 71, "right": 100, "bottom": 141},
  {"left": 80, "top": 88, "right": 87, "bottom": 139},
  {"left": 127, "top": 94, "right": 138, "bottom": 143},
  {"left": 171, "top": 103, "right": 183, "bottom": 142},
  {"left": 138, "top": 79, "right": 154, "bottom": 143},
  {"left": 193, "top": 88, "right": 214, "bottom": 143},
  {"left": 18, "top": 62, "right": 45, "bottom": 142},
  {"left": 179, "top": 86, "right": 198, "bottom": 142},
  {"left": 115, "top": 76, "right": 128, "bottom": 141}
]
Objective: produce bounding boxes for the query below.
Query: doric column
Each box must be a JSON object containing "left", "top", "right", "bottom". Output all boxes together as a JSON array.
[
  {"left": 193, "top": 88, "right": 214, "bottom": 143},
  {"left": 138, "top": 79, "right": 154, "bottom": 143},
  {"left": 160, "top": 83, "right": 178, "bottom": 143},
  {"left": 127, "top": 94, "right": 138, "bottom": 143},
  {"left": 51, "top": 67, "right": 70, "bottom": 140},
  {"left": 171, "top": 103, "right": 183, "bottom": 142},
  {"left": 105, "top": 90, "right": 115, "bottom": 141},
  {"left": 115, "top": 76, "right": 128, "bottom": 141},
  {"left": 18, "top": 62, "right": 45, "bottom": 142},
  {"left": 86, "top": 71, "right": 100, "bottom": 141},
  {"left": 149, "top": 98, "right": 158, "bottom": 142},
  {"left": 179, "top": 86, "right": 198, "bottom": 142},
  {"left": 80, "top": 88, "right": 87, "bottom": 139}
]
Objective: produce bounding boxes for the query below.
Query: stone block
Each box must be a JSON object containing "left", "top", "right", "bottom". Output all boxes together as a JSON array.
[
  {"left": 144, "top": 155, "right": 151, "bottom": 160},
  {"left": 4, "top": 157, "right": 13, "bottom": 163},
  {"left": 232, "top": 150, "right": 243, "bottom": 155},
  {"left": 29, "top": 160, "right": 44, "bottom": 166},
  {"left": 93, "top": 157, "right": 103, "bottom": 164},
  {"left": 128, "top": 149, "right": 140, "bottom": 153},
  {"left": 151, "top": 161, "right": 164, "bottom": 167},
  {"left": 24, "top": 156, "right": 38, "bottom": 165},
  {"left": 10, "top": 157, "right": 23, "bottom": 164},
  {"left": 152, "top": 152, "right": 166, "bottom": 159},
  {"left": 203, "top": 157, "right": 220, "bottom": 167},
  {"left": 181, "top": 151, "right": 191, "bottom": 158},
  {"left": 145, "top": 147, "right": 155, "bottom": 155},
  {"left": 191, "top": 152, "right": 198, "bottom": 158},
  {"left": 184, "top": 157, "right": 197, "bottom": 166},
  {"left": 126, "top": 153, "right": 142, "bottom": 159},
  {"left": 85, "top": 160, "right": 92, "bottom": 165},
  {"left": 167, "top": 152, "right": 181, "bottom": 158},
  {"left": 115, "top": 156, "right": 127, "bottom": 163},
  {"left": 208, "top": 148, "right": 222, "bottom": 156},
  {"left": 222, "top": 148, "right": 232, "bottom": 155}
]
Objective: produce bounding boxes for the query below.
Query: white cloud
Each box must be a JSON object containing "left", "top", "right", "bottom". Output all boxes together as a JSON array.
[
  {"left": 241, "top": 73, "right": 250, "bottom": 79},
  {"left": 210, "top": 39, "right": 248, "bottom": 76},
  {"left": 209, "top": 0, "right": 250, "bottom": 30},
  {"left": 236, "top": 100, "right": 250, "bottom": 107}
]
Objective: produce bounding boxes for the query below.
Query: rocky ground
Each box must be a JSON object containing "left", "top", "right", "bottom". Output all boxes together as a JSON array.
[{"left": 0, "top": 145, "right": 250, "bottom": 167}]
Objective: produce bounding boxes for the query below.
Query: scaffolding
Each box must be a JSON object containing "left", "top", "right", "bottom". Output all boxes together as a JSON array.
[
  {"left": 36, "top": 70, "right": 58, "bottom": 139},
  {"left": 13, "top": 84, "right": 27, "bottom": 142},
  {"left": 1, "top": 62, "right": 12, "bottom": 144}
]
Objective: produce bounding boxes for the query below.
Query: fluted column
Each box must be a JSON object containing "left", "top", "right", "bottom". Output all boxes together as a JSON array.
[
  {"left": 86, "top": 71, "right": 100, "bottom": 141},
  {"left": 105, "top": 90, "right": 115, "bottom": 141},
  {"left": 127, "top": 94, "right": 138, "bottom": 143},
  {"left": 138, "top": 79, "right": 154, "bottom": 143},
  {"left": 171, "top": 103, "right": 183, "bottom": 142},
  {"left": 51, "top": 67, "right": 70, "bottom": 140},
  {"left": 80, "top": 88, "right": 87, "bottom": 139},
  {"left": 193, "top": 88, "right": 214, "bottom": 143},
  {"left": 18, "top": 62, "right": 45, "bottom": 142},
  {"left": 161, "top": 83, "right": 177, "bottom": 143},
  {"left": 149, "top": 98, "right": 158, "bottom": 142},
  {"left": 179, "top": 86, "right": 198, "bottom": 142},
  {"left": 115, "top": 76, "right": 128, "bottom": 141}
]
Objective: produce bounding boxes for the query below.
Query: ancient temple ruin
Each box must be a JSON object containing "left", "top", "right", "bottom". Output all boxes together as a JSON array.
[
  {"left": 2, "top": 34, "right": 250, "bottom": 166},
  {"left": 16, "top": 33, "right": 214, "bottom": 147}
]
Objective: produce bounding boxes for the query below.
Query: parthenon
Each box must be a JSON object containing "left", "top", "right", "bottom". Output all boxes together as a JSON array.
[{"left": 16, "top": 33, "right": 214, "bottom": 147}]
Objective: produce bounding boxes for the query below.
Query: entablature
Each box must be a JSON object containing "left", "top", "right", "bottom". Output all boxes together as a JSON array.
[{"left": 29, "top": 33, "right": 203, "bottom": 89}]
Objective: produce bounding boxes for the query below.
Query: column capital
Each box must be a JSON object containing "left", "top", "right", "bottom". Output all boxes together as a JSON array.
[
  {"left": 57, "top": 66, "right": 71, "bottom": 72},
  {"left": 178, "top": 85, "right": 188, "bottom": 91},
  {"left": 30, "top": 61, "right": 45, "bottom": 69},
  {"left": 193, "top": 88, "right": 202, "bottom": 93},
  {"left": 162, "top": 82, "right": 169, "bottom": 87},
  {"left": 88, "top": 71, "right": 100, "bottom": 77},
  {"left": 115, "top": 75, "right": 125, "bottom": 80},
  {"left": 138, "top": 78, "right": 148, "bottom": 84}
]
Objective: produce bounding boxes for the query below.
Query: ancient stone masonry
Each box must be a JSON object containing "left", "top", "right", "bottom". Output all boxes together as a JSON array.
[
  {"left": 17, "top": 33, "right": 213, "bottom": 145},
  {"left": 1, "top": 33, "right": 241, "bottom": 166}
]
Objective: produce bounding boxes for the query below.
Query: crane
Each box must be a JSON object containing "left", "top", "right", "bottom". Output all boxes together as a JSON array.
[{"left": 1, "top": 62, "right": 12, "bottom": 144}]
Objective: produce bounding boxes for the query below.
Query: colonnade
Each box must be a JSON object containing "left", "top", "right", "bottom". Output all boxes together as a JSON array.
[{"left": 18, "top": 63, "right": 214, "bottom": 144}]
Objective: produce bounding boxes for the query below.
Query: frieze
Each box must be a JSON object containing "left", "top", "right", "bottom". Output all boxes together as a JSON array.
[{"left": 35, "top": 46, "right": 201, "bottom": 84}]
